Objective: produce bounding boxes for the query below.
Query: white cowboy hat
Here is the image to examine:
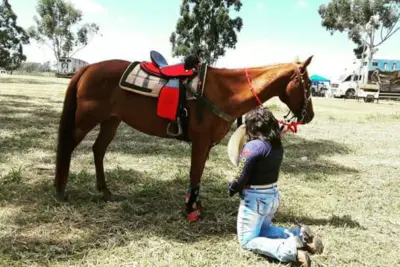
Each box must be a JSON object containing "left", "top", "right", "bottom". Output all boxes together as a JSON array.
[{"left": 227, "top": 124, "right": 247, "bottom": 166}]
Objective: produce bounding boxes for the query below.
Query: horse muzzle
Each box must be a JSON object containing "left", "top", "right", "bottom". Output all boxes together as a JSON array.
[{"left": 299, "top": 111, "right": 314, "bottom": 124}]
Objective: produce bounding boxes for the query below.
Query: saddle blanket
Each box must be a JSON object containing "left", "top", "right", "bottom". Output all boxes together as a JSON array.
[{"left": 119, "top": 62, "right": 198, "bottom": 100}]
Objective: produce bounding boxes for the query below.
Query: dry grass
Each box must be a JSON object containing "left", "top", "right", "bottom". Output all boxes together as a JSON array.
[{"left": 0, "top": 75, "right": 400, "bottom": 267}]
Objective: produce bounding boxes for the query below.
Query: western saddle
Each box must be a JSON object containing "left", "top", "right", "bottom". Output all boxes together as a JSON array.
[
  {"left": 140, "top": 50, "right": 203, "bottom": 139},
  {"left": 141, "top": 50, "right": 200, "bottom": 78}
]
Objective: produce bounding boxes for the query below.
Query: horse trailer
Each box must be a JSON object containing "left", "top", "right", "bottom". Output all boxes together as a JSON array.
[
  {"left": 56, "top": 57, "right": 89, "bottom": 78},
  {"left": 331, "top": 58, "right": 400, "bottom": 101}
]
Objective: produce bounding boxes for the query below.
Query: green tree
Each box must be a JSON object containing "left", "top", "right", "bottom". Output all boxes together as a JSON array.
[
  {"left": 318, "top": 0, "right": 400, "bottom": 62},
  {"left": 170, "top": 0, "right": 243, "bottom": 65},
  {"left": 28, "top": 0, "right": 100, "bottom": 62},
  {"left": 0, "top": 0, "right": 30, "bottom": 71}
]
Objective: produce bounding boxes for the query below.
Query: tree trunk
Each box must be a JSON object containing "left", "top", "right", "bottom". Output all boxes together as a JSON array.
[
  {"left": 364, "top": 28, "right": 376, "bottom": 85},
  {"left": 364, "top": 49, "right": 372, "bottom": 84}
]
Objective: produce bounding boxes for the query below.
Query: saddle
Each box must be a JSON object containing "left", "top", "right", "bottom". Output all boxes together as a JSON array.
[
  {"left": 140, "top": 50, "right": 201, "bottom": 138},
  {"left": 141, "top": 51, "right": 197, "bottom": 78}
]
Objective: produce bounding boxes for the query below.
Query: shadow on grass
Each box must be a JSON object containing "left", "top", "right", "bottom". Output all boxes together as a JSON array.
[
  {"left": 0, "top": 96, "right": 61, "bottom": 163},
  {"left": 220, "top": 125, "right": 357, "bottom": 178},
  {"left": 1, "top": 92, "right": 357, "bottom": 169},
  {"left": 0, "top": 167, "right": 234, "bottom": 264},
  {"left": 0, "top": 94, "right": 64, "bottom": 106},
  {"left": 275, "top": 212, "right": 366, "bottom": 230},
  {"left": 0, "top": 96, "right": 62, "bottom": 127},
  {"left": 0, "top": 165, "right": 364, "bottom": 265},
  {"left": 0, "top": 78, "right": 66, "bottom": 85},
  {"left": 0, "top": 93, "right": 193, "bottom": 162},
  {"left": 0, "top": 90, "right": 361, "bottom": 264}
]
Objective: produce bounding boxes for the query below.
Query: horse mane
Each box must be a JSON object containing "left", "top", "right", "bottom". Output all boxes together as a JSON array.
[
  {"left": 207, "top": 55, "right": 306, "bottom": 74},
  {"left": 207, "top": 62, "right": 294, "bottom": 77}
]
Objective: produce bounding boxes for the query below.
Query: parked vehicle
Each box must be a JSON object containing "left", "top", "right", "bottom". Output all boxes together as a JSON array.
[
  {"left": 310, "top": 75, "right": 330, "bottom": 97},
  {"left": 311, "top": 81, "right": 328, "bottom": 97},
  {"left": 331, "top": 58, "right": 400, "bottom": 101}
]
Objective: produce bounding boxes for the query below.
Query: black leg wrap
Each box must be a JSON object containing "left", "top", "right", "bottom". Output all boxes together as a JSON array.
[{"left": 185, "top": 185, "right": 200, "bottom": 212}]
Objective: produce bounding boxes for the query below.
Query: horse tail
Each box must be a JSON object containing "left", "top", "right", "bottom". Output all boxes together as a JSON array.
[{"left": 55, "top": 65, "right": 90, "bottom": 180}]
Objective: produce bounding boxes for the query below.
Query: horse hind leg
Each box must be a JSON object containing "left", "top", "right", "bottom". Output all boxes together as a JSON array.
[
  {"left": 54, "top": 64, "right": 92, "bottom": 201},
  {"left": 92, "top": 116, "right": 121, "bottom": 201},
  {"left": 55, "top": 123, "right": 97, "bottom": 201}
]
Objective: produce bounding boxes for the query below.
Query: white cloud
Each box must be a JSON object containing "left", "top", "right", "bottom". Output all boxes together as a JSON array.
[
  {"left": 297, "top": 0, "right": 309, "bottom": 8},
  {"left": 23, "top": 33, "right": 352, "bottom": 81},
  {"left": 23, "top": 42, "right": 55, "bottom": 64},
  {"left": 71, "top": 28, "right": 174, "bottom": 65},
  {"left": 216, "top": 39, "right": 354, "bottom": 80},
  {"left": 21, "top": 10, "right": 400, "bottom": 83},
  {"left": 69, "top": 0, "right": 105, "bottom": 14},
  {"left": 117, "top": 16, "right": 126, "bottom": 24}
]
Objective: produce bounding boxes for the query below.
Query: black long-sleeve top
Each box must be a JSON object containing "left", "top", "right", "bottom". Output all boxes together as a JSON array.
[{"left": 229, "top": 139, "right": 284, "bottom": 195}]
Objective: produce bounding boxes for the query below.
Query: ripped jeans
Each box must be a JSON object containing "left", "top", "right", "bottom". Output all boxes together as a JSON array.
[{"left": 236, "top": 186, "right": 302, "bottom": 263}]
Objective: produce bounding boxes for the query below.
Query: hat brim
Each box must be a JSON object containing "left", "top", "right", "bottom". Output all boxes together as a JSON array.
[{"left": 227, "top": 124, "right": 247, "bottom": 166}]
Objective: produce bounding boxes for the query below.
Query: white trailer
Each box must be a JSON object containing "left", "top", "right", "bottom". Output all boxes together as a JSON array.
[
  {"left": 330, "top": 58, "right": 400, "bottom": 101},
  {"left": 56, "top": 57, "right": 88, "bottom": 78}
]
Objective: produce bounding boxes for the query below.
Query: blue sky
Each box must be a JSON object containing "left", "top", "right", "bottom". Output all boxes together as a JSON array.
[{"left": 11, "top": 0, "right": 400, "bottom": 79}]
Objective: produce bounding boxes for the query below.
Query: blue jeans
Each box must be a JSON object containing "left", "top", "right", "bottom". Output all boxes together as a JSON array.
[{"left": 237, "top": 186, "right": 302, "bottom": 263}]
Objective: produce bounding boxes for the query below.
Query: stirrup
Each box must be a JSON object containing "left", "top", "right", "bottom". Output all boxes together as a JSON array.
[{"left": 167, "top": 117, "right": 183, "bottom": 137}]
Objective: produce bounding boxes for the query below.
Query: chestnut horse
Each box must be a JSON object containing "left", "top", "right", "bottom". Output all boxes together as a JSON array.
[{"left": 54, "top": 56, "right": 315, "bottom": 221}]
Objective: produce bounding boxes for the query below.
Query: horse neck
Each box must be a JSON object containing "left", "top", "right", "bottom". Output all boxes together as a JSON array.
[{"left": 206, "top": 64, "right": 294, "bottom": 118}]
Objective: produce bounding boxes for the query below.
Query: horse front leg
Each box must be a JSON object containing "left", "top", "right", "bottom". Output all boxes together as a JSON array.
[{"left": 185, "top": 138, "right": 211, "bottom": 222}]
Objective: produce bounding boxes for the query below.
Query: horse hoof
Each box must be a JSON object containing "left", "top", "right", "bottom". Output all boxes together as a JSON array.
[
  {"left": 55, "top": 192, "right": 69, "bottom": 202},
  {"left": 187, "top": 209, "right": 201, "bottom": 222},
  {"left": 102, "top": 191, "right": 115, "bottom": 202},
  {"left": 185, "top": 201, "right": 202, "bottom": 222}
]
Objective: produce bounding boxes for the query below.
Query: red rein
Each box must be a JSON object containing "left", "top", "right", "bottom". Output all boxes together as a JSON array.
[
  {"left": 244, "top": 69, "right": 302, "bottom": 135},
  {"left": 245, "top": 69, "right": 263, "bottom": 106},
  {"left": 279, "top": 120, "right": 303, "bottom": 134}
]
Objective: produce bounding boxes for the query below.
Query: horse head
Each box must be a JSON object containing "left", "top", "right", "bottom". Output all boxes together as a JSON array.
[{"left": 279, "top": 56, "right": 314, "bottom": 124}]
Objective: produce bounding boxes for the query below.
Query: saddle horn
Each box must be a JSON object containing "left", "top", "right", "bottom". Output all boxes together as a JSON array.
[
  {"left": 184, "top": 49, "right": 203, "bottom": 70},
  {"left": 195, "top": 49, "right": 204, "bottom": 58}
]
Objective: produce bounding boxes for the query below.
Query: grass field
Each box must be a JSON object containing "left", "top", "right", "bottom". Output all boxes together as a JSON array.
[{"left": 0, "top": 75, "right": 399, "bottom": 267}]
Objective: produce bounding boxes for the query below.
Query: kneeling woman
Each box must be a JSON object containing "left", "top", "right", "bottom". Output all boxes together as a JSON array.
[{"left": 227, "top": 107, "right": 324, "bottom": 266}]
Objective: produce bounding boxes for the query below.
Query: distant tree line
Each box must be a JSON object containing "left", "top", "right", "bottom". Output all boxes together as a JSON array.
[
  {"left": 16, "top": 61, "right": 54, "bottom": 73},
  {"left": 1, "top": 0, "right": 99, "bottom": 71}
]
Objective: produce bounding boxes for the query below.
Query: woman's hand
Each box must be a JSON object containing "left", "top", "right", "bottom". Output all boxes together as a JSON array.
[{"left": 228, "top": 182, "right": 237, "bottom": 197}]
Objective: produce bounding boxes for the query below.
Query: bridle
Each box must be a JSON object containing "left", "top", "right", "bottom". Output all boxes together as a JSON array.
[
  {"left": 244, "top": 63, "right": 312, "bottom": 135},
  {"left": 278, "top": 64, "right": 312, "bottom": 134}
]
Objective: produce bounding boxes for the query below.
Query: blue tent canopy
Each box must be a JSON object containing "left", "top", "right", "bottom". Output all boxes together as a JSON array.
[{"left": 310, "top": 75, "right": 330, "bottom": 82}]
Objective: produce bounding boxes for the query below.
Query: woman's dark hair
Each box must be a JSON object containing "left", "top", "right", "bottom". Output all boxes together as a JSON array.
[{"left": 245, "top": 106, "right": 282, "bottom": 148}]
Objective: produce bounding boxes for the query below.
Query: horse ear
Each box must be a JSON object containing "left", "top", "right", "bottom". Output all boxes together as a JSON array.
[{"left": 303, "top": 55, "right": 313, "bottom": 68}]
